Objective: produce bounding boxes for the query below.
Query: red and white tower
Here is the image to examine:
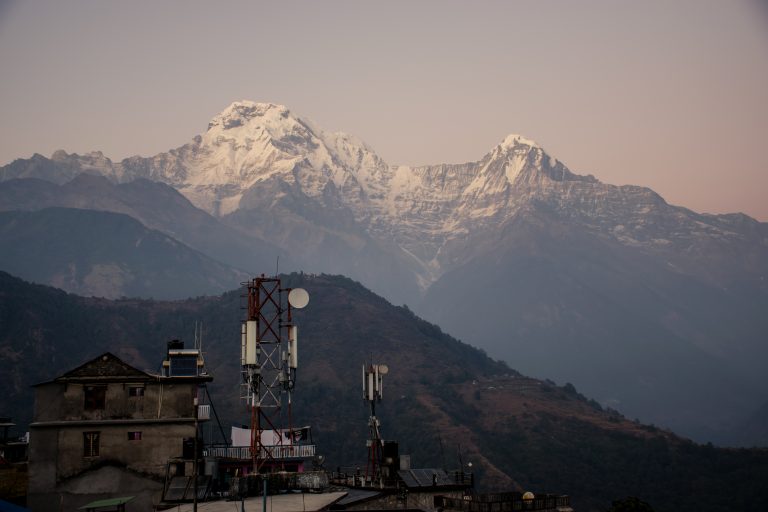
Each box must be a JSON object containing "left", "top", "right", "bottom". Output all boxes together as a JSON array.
[{"left": 240, "top": 275, "right": 309, "bottom": 473}]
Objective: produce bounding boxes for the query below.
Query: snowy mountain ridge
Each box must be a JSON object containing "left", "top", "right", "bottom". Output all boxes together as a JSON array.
[{"left": 2, "top": 100, "right": 762, "bottom": 290}]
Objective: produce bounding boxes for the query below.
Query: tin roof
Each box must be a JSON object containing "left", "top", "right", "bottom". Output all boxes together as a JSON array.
[
  {"left": 55, "top": 353, "right": 151, "bottom": 382},
  {"left": 397, "top": 468, "right": 458, "bottom": 488}
]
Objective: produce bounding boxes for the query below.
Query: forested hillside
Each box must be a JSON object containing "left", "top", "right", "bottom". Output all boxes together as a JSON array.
[{"left": 1, "top": 271, "right": 766, "bottom": 511}]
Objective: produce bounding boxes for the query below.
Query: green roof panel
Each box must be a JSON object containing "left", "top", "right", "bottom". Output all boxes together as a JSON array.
[{"left": 77, "top": 496, "right": 134, "bottom": 510}]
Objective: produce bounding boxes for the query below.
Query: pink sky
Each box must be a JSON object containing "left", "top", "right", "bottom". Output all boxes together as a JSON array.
[{"left": 1, "top": 0, "right": 766, "bottom": 220}]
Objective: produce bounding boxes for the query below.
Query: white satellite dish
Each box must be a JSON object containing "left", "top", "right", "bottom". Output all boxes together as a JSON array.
[
  {"left": 288, "top": 288, "right": 310, "bottom": 309},
  {"left": 378, "top": 364, "right": 389, "bottom": 375}
]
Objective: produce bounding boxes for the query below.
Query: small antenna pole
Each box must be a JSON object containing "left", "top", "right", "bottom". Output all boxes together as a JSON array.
[
  {"left": 363, "top": 362, "right": 389, "bottom": 485},
  {"left": 438, "top": 433, "right": 446, "bottom": 470},
  {"left": 194, "top": 321, "right": 204, "bottom": 352}
]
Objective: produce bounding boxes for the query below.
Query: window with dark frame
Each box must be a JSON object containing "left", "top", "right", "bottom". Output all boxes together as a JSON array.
[
  {"left": 84, "top": 385, "right": 106, "bottom": 410},
  {"left": 127, "top": 431, "right": 142, "bottom": 441},
  {"left": 169, "top": 354, "right": 198, "bottom": 376},
  {"left": 128, "top": 386, "right": 145, "bottom": 397},
  {"left": 83, "top": 431, "right": 100, "bottom": 457}
]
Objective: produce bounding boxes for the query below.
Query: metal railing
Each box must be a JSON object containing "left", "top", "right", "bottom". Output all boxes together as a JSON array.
[
  {"left": 435, "top": 494, "right": 571, "bottom": 512},
  {"left": 329, "top": 468, "right": 473, "bottom": 489},
  {"left": 203, "top": 444, "right": 316, "bottom": 460}
]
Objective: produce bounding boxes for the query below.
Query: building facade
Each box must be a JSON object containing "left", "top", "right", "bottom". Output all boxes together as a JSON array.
[{"left": 28, "top": 350, "right": 210, "bottom": 512}]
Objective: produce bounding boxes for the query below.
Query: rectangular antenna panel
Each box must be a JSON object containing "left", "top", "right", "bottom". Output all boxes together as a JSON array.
[
  {"left": 289, "top": 326, "right": 298, "bottom": 368},
  {"left": 367, "top": 371, "right": 375, "bottom": 401},
  {"left": 246, "top": 320, "right": 257, "bottom": 365},
  {"left": 241, "top": 323, "right": 247, "bottom": 365}
]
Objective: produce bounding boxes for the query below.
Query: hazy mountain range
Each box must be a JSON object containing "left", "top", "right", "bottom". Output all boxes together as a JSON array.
[
  {"left": 0, "top": 207, "right": 249, "bottom": 299},
  {"left": 1, "top": 271, "right": 766, "bottom": 512},
  {"left": 1, "top": 100, "right": 766, "bottom": 444}
]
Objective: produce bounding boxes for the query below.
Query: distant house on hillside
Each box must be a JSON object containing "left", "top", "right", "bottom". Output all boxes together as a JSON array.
[{"left": 27, "top": 346, "right": 211, "bottom": 512}]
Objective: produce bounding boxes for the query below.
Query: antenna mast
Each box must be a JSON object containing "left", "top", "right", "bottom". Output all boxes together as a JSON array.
[{"left": 363, "top": 363, "right": 388, "bottom": 484}]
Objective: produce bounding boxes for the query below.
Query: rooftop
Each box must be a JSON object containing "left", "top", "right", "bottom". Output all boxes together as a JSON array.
[{"left": 171, "top": 491, "right": 347, "bottom": 512}]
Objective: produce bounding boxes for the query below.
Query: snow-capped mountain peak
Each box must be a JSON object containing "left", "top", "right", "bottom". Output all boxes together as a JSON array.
[
  {"left": 161, "top": 101, "right": 391, "bottom": 216},
  {"left": 498, "top": 133, "right": 541, "bottom": 150},
  {"left": 206, "top": 101, "right": 291, "bottom": 131},
  {"left": 202, "top": 100, "right": 316, "bottom": 158}
]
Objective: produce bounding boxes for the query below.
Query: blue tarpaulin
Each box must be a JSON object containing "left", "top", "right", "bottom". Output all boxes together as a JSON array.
[{"left": 0, "top": 499, "right": 30, "bottom": 512}]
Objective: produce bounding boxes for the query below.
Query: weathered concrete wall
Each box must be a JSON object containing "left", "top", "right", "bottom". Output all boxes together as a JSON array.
[
  {"left": 151, "top": 382, "right": 196, "bottom": 419},
  {"left": 34, "top": 381, "right": 196, "bottom": 422},
  {"left": 45, "top": 423, "right": 194, "bottom": 479},
  {"left": 27, "top": 429, "right": 57, "bottom": 495},
  {"left": 27, "top": 465, "right": 163, "bottom": 512}
]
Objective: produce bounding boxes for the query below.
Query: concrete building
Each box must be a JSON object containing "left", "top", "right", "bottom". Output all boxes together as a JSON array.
[{"left": 27, "top": 349, "right": 211, "bottom": 512}]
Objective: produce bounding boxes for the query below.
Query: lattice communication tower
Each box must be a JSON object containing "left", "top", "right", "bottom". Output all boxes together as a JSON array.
[{"left": 240, "top": 275, "right": 309, "bottom": 472}]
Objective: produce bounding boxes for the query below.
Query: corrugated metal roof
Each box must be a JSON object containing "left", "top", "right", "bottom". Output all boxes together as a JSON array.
[
  {"left": 162, "top": 475, "right": 212, "bottom": 502},
  {"left": 334, "top": 489, "right": 382, "bottom": 506},
  {"left": 163, "top": 476, "right": 189, "bottom": 501},
  {"left": 397, "top": 469, "right": 455, "bottom": 488}
]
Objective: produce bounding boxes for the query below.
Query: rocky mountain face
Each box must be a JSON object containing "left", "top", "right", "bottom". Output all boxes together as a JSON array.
[
  {"left": 1, "top": 100, "right": 766, "bottom": 444},
  {"left": 1, "top": 271, "right": 767, "bottom": 512}
]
